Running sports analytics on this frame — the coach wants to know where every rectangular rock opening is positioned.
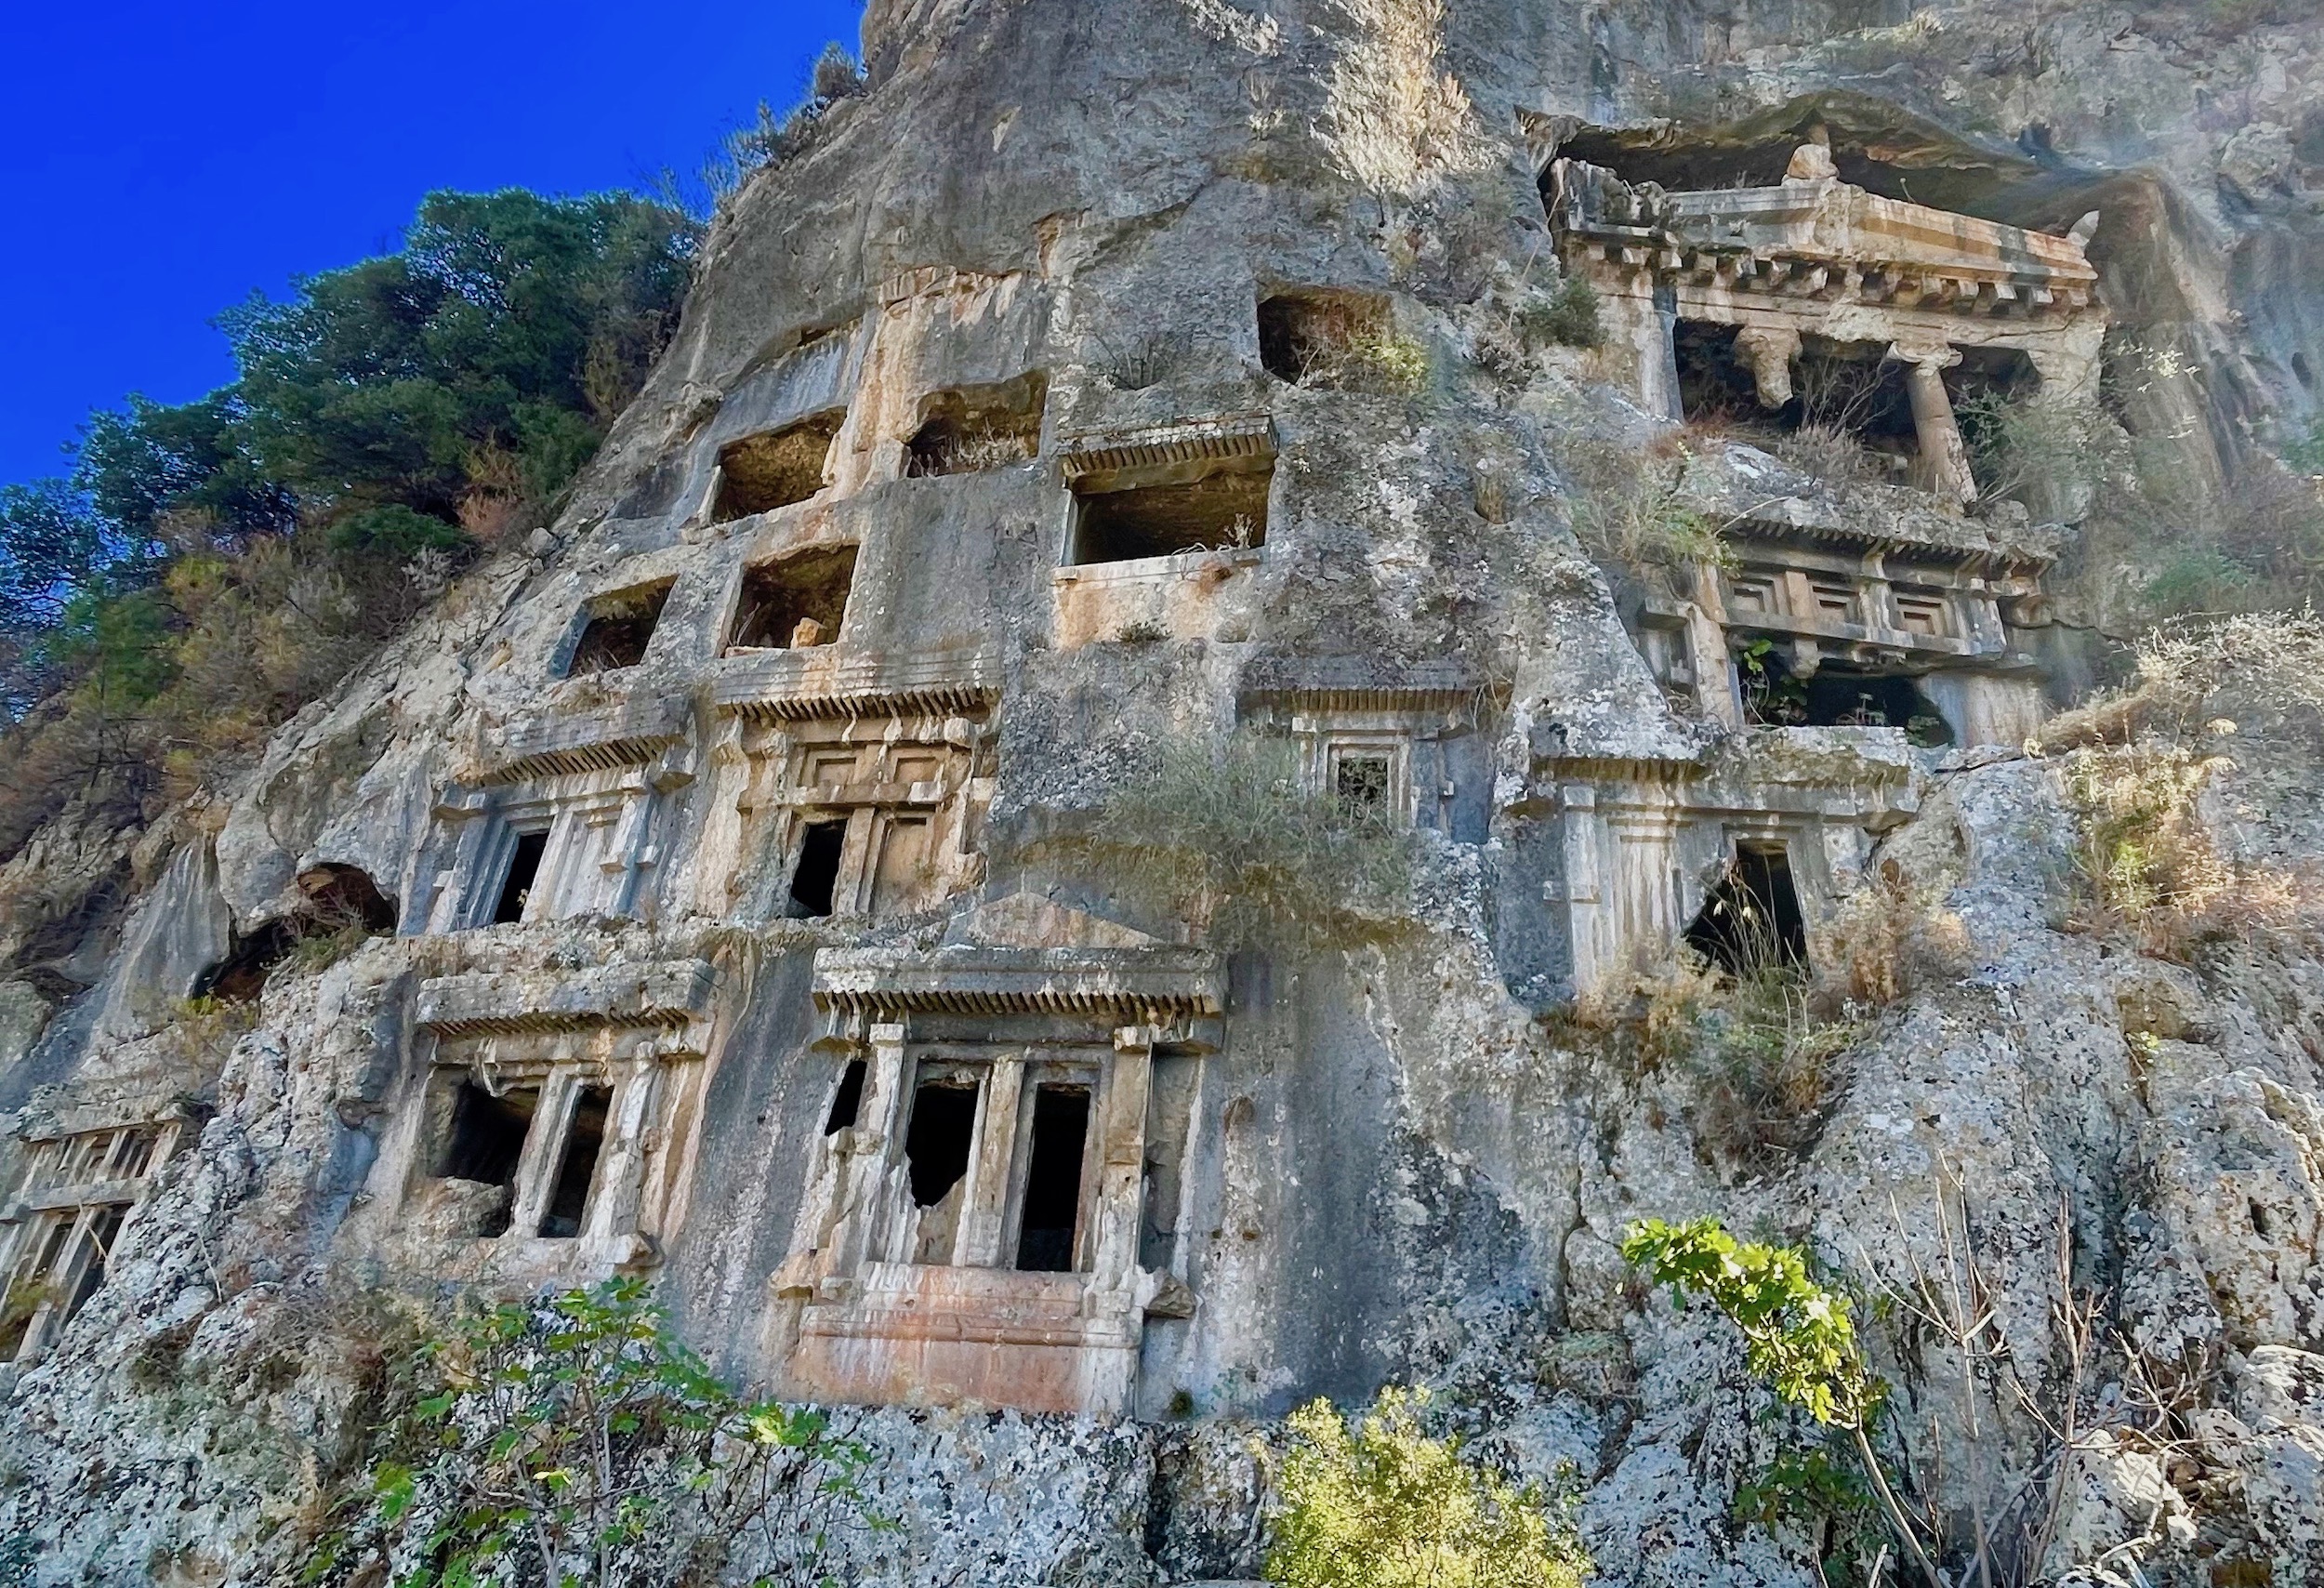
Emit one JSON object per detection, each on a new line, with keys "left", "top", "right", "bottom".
{"left": 564, "top": 578, "right": 674, "bottom": 676}
{"left": 905, "top": 372, "right": 1046, "bottom": 476}
{"left": 904, "top": 1079, "right": 980, "bottom": 1208}
{"left": 537, "top": 1085, "right": 611, "bottom": 1238}
{"left": 727, "top": 545, "right": 856, "bottom": 651}
{"left": 1070, "top": 458, "right": 1271, "bottom": 565}
{"left": 62, "top": 1205, "right": 123, "bottom": 1324}
{"left": 1014, "top": 1084, "right": 1090, "bottom": 1274}
{"left": 435, "top": 1081, "right": 539, "bottom": 1202}
{"left": 491, "top": 828, "right": 551, "bottom": 925}
{"left": 1678, "top": 326, "right": 1920, "bottom": 476}
{"left": 1258, "top": 288, "right": 1397, "bottom": 389}
{"left": 1684, "top": 842, "right": 1809, "bottom": 975}
{"left": 715, "top": 409, "right": 846, "bottom": 520}
{"left": 1739, "top": 647, "right": 1952, "bottom": 746}
{"left": 824, "top": 1059, "right": 867, "bottom": 1135}
{"left": 787, "top": 820, "right": 848, "bottom": 919}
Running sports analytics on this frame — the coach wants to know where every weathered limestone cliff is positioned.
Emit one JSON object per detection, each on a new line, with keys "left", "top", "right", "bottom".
{"left": 0, "top": 0, "right": 2319, "bottom": 1582}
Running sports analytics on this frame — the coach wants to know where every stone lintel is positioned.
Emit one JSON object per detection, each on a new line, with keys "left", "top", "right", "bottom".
{"left": 1236, "top": 655, "right": 1493, "bottom": 719}
{"left": 416, "top": 959, "right": 719, "bottom": 1037}
{"left": 1057, "top": 413, "right": 1276, "bottom": 485}
{"left": 812, "top": 946, "right": 1225, "bottom": 1019}
{"left": 474, "top": 693, "right": 692, "bottom": 786}
{"left": 713, "top": 644, "right": 1001, "bottom": 722}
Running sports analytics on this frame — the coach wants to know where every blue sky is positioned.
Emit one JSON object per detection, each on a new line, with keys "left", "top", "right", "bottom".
{"left": 0, "top": 0, "right": 865, "bottom": 488}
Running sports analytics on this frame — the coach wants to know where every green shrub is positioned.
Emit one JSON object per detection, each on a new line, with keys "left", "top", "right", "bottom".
{"left": 1263, "top": 1386, "right": 1589, "bottom": 1588}
{"left": 1519, "top": 276, "right": 1603, "bottom": 350}
{"left": 1064, "top": 735, "right": 1420, "bottom": 948}
{"left": 325, "top": 505, "right": 468, "bottom": 559}
{"left": 306, "top": 1278, "right": 885, "bottom": 1588}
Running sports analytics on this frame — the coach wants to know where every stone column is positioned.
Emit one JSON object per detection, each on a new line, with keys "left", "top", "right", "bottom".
{"left": 1732, "top": 324, "right": 1802, "bottom": 409}
{"left": 1892, "top": 340, "right": 1977, "bottom": 505}
{"left": 1090, "top": 1026, "right": 1157, "bottom": 1287}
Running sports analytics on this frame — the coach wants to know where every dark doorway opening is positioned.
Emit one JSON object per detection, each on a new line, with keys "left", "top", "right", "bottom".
{"left": 1014, "top": 1085, "right": 1091, "bottom": 1274}
{"left": 903, "top": 1081, "right": 979, "bottom": 1207}
{"left": 787, "top": 820, "right": 848, "bottom": 918}
{"left": 824, "top": 1059, "right": 868, "bottom": 1135}
{"left": 1684, "top": 845, "right": 1810, "bottom": 974}
{"left": 538, "top": 1085, "right": 612, "bottom": 1238}
{"left": 437, "top": 1082, "right": 539, "bottom": 1192}
{"left": 63, "top": 1205, "right": 125, "bottom": 1326}
{"left": 492, "top": 829, "right": 551, "bottom": 925}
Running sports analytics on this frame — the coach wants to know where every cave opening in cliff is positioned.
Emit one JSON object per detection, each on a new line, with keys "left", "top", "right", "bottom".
{"left": 787, "top": 820, "right": 848, "bottom": 918}
{"left": 1258, "top": 288, "right": 1395, "bottom": 388}
{"left": 435, "top": 1081, "right": 539, "bottom": 1235}
{"left": 905, "top": 372, "right": 1046, "bottom": 476}
{"left": 195, "top": 920, "right": 300, "bottom": 1002}
{"left": 297, "top": 863, "right": 399, "bottom": 933}
{"left": 1014, "top": 1084, "right": 1090, "bottom": 1273}
{"left": 715, "top": 410, "right": 847, "bottom": 520}
{"left": 824, "top": 1059, "right": 868, "bottom": 1135}
{"left": 1685, "top": 844, "right": 1809, "bottom": 974}
{"left": 728, "top": 546, "right": 856, "bottom": 651}
{"left": 1070, "top": 458, "right": 1271, "bottom": 565}
{"left": 904, "top": 1079, "right": 980, "bottom": 1208}
{"left": 564, "top": 578, "right": 674, "bottom": 675}
{"left": 491, "top": 828, "right": 551, "bottom": 925}
{"left": 537, "top": 1085, "right": 611, "bottom": 1238}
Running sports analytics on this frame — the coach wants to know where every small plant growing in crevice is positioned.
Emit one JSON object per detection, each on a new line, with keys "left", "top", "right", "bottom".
{"left": 1517, "top": 276, "right": 1603, "bottom": 351}
{"left": 1261, "top": 1385, "right": 1590, "bottom": 1588}
{"left": 1559, "top": 438, "right": 1734, "bottom": 576}
{"left": 304, "top": 1278, "right": 886, "bottom": 1588}
{"left": 1623, "top": 1219, "right": 1940, "bottom": 1587}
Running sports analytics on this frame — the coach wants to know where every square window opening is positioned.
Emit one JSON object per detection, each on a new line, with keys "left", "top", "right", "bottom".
{"left": 715, "top": 410, "right": 847, "bottom": 520}
{"left": 903, "top": 1080, "right": 980, "bottom": 1209}
{"left": 905, "top": 372, "right": 1046, "bottom": 477}
{"left": 787, "top": 820, "right": 849, "bottom": 919}
{"left": 728, "top": 545, "right": 857, "bottom": 650}
{"left": 538, "top": 1085, "right": 612, "bottom": 1239}
{"left": 1014, "top": 1085, "right": 1091, "bottom": 1274}
{"left": 823, "top": 1059, "right": 868, "bottom": 1135}
{"left": 1070, "top": 460, "right": 1270, "bottom": 566}
{"left": 564, "top": 579, "right": 674, "bottom": 676}
{"left": 1332, "top": 751, "right": 1393, "bottom": 817}
{"left": 492, "top": 828, "right": 552, "bottom": 925}
{"left": 1258, "top": 289, "right": 1402, "bottom": 390}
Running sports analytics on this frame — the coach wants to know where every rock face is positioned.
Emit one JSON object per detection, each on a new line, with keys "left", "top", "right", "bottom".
{"left": 0, "top": 1, "right": 2320, "bottom": 1583}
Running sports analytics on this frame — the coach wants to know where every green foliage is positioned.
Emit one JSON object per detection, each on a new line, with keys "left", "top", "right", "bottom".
{"left": 309, "top": 1278, "right": 884, "bottom": 1588}
{"left": 1519, "top": 276, "right": 1604, "bottom": 351}
{"left": 1734, "top": 1446, "right": 1887, "bottom": 1584}
{"left": 1621, "top": 1218, "right": 1877, "bottom": 1428}
{"left": 1065, "top": 735, "right": 1421, "bottom": 948}
{"left": 1561, "top": 439, "right": 1733, "bottom": 576}
{"left": 1622, "top": 1221, "right": 1945, "bottom": 1588}
{"left": 0, "top": 187, "right": 697, "bottom": 859}
{"left": 1263, "top": 1387, "right": 1590, "bottom": 1588}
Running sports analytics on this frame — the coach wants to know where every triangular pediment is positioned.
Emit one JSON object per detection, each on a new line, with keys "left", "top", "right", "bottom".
{"left": 946, "top": 892, "right": 1159, "bottom": 950}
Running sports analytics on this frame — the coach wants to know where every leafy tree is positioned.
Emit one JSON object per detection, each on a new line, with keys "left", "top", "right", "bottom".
{"left": 0, "top": 187, "right": 697, "bottom": 854}
{"left": 1263, "top": 1385, "right": 1589, "bottom": 1588}
{"left": 1622, "top": 1217, "right": 1942, "bottom": 1588}
{"left": 313, "top": 1278, "right": 883, "bottom": 1588}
